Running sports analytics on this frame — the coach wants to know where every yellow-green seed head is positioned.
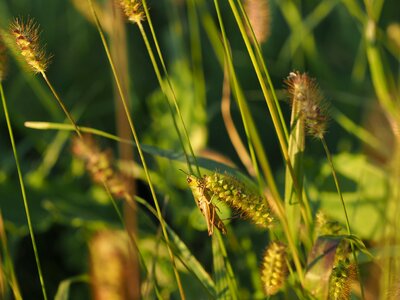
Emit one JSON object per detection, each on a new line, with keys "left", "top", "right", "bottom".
{"left": 260, "top": 242, "right": 288, "bottom": 295}
{"left": 328, "top": 259, "right": 355, "bottom": 300}
{"left": 119, "top": 0, "right": 146, "bottom": 24}
{"left": 315, "top": 211, "right": 343, "bottom": 237}
{"left": 72, "top": 135, "right": 132, "bottom": 198}
{"left": 10, "top": 18, "right": 50, "bottom": 73}
{"left": 285, "top": 71, "right": 328, "bottom": 139}
{"left": 204, "top": 172, "right": 273, "bottom": 228}
{"left": 0, "top": 36, "right": 8, "bottom": 81}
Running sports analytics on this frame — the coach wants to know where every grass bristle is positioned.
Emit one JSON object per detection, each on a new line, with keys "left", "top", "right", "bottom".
{"left": 10, "top": 18, "right": 50, "bottom": 73}
{"left": 119, "top": 0, "right": 146, "bottom": 24}
{"left": 204, "top": 172, "right": 274, "bottom": 228}
{"left": 285, "top": 71, "right": 328, "bottom": 139}
{"left": 260, "top": 241, "right": 288, "bottom": 295}
{"left": 72, "top": 135, "right": 131, "bottom": 199}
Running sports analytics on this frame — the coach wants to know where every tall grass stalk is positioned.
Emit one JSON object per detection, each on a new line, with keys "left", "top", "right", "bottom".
{"left": 204, "top": 0, "right": 276, "bottom": 196}
{"left": 40, "top": 72, "right": 82, "bottom": 138}
{"left": 227, "top": 0, "right": 312, "bottom": 230}
{"left": 321, "top": 137, "right": 365, "bottom": 299}
{"left": 194, "top": 0, "right": 280, "bottom": 202}
{"left": 0, "top": 211, "right": 22, "bottom": 300}
{"left": 214, "top": 0, "right": 305, "bottom": 285}
{"left": 102, "top": 183, "right": 161, "bottom": 299}
{"left": 221, "top": 65, "right": 256, "bottom": 176}
{"left": 0, "top": 83, "right": 48, "bottom": 300}
{"left": 140, "top": 0, "right": 200, "bottom": 177}
{"left": 87, "top": 1, "right": 186, "bottom": 298}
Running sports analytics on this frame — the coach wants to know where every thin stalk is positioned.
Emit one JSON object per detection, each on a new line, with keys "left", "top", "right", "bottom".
{"left": 235, "top": 0, "right": 289, "bottom": 140}
{"left": 0, "top": 211, "right": 23, "bottom": 300}
{"left": 195, "top": 0, "right": 280, "bottom": 203}
{"left": 221, "top": 64, "right": 255, "bottom": 176}
{"left": 224, "top": 57, "right": 262, "bottom": 188}
{"left": 226, "top": 0, "right": 287, "bottom": 157}
{"left": 187, "top": 0, "right": 207, "bottom": 108}
{"left": 321, "top": 137, "right": 365, "bottom": 300}
{"left": 40, "top": 72, "right": 82, "bottom": 138}
{"left": 140, "top": 0, "right": 201, "bottom": 177}
{"left": 136, "top": 21, "right": 194, "bottom": 175}
{"left": 87, "top": 2, "right": 185, "bottom": 298}
{"left": 213, "top": 0, "right": 270, "bottom": 194}
{"left": 272, "top": 190, "right": 305, "bottom": 285}
{"left": 1, "top": 83, "right": 48, "bottom": 300}
{"left": 25, "top": 122, "right": 133, "bottom": 144}
{"left": 214, "top": 0, "right": 305, "bottom": 286}
{"left": 226, "top": 0, "right": 311, "bottom": 231}
{"left": 102, "top": 183, "right": 158, "bottom": 298}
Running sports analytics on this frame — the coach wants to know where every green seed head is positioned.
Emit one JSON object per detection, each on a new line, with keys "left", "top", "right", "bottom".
{"left": 260, "top": 242, "right": 288, "bottom": 295}
{"left": 328, "top": 259, "right": 355, "bottom": 300}
{"left": 204, "top": 172, "right": 274, "bottom": 228}
{"left": 315, "top": 211, "right": 343, "bottom": 237}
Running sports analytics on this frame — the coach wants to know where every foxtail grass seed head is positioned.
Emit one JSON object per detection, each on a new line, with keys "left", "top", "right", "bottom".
{"left": 0, "top": 36, "right": 8, "bottom": 81}
{"left": 10, "top": 18, "right": 50, "bottom": 73}
{"left": 285, "top": 71, "right": 328, "bottom": 138}
{"left": 204, "top": 172, "right": 274, "bottom": 228}
{"left": 328, "top": 259, "right": 356, "bottom": 300}
{"left": 187, "top": 175, "right": 227, "bottom": 235}
{"left": 245, "top": 0, "right": 271, "bottom": 44}
{"left": 119, "top": 0, "right": 146, "bottom": 24}
{"left": 260, "top": 242, "right": 288, "bottom": 295}
{"left": 315, "top": 211, "right": 343, "bottom": 237}
{"left": 72, "top": 135, "right": 132, "bottom": 198}
{"left": 89, "top": 230, "right": 131, "bottom": 300}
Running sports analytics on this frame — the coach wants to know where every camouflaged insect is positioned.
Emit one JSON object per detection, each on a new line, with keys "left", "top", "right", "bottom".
{"left": 187, "top": 175, "right": 227, "bottom": 236}
{"left": 204, "top": 172, "right": 273, "bottom": 228}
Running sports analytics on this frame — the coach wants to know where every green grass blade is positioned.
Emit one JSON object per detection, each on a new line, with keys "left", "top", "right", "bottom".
{"left": 86, "top": 1, "right": 186, "bottom": 297}
{"left": 135, "top": 196, "right": 217, "bottom": 297}
{"left": 54, "top": 275, "right": 89, "bottom": 300}
{"left": 1, "top": 83, "right": 48, "bottom": 300}
{"left": 212, "top": 232, "right": 238, "bottom": 300}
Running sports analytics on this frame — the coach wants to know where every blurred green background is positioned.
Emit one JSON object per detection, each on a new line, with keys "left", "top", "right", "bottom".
{"left": 0, "top": 0, "right": 399, "bottom": 298}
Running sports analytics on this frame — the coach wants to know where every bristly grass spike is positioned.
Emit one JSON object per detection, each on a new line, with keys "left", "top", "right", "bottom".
{"left": 186, "top": 174, "right": 227, "bottom": 236}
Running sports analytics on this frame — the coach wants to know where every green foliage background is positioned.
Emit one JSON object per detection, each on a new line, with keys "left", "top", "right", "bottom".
{"left": 0, "top": 0, "right": 399, "bottom": 298}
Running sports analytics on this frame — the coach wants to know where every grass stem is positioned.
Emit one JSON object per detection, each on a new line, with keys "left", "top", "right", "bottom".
{"left": 87, "top": 1, "right": 186, "bottom": 298}
{"left": 321, "top": 137, "right": 365, "bottom": 300}
{"left": 40, "top": 72, "right": 82, "bottom": 138}
{"left": 1, "top": 83, "right": 48, "bottom": 300}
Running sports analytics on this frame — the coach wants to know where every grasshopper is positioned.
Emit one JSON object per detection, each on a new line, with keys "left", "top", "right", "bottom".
{"left": 187, "top": 175, "right": 227, "bottom": 236}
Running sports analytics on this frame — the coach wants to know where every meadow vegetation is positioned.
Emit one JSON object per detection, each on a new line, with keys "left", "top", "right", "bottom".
{"left": 0, "top": 0, "right": 399, "bottom": 299}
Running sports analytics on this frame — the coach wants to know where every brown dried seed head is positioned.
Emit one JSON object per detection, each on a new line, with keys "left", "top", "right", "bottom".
{"left": 119, "top": 0, "right": 146, "bottom": 24}
{"left": 10, "top": 18, "right": 50, "bottom": 73}
{"left": 245, "top": 0, "right": 271, "bottom": 44}
{"left": 72, "top": 135, "right": 132, "bottom": 198}
{"left": 285, "top": 71, "right": 328, "bottom": 138}
{"left": 260, "top": 242, "right": 288, "bottom": 295}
